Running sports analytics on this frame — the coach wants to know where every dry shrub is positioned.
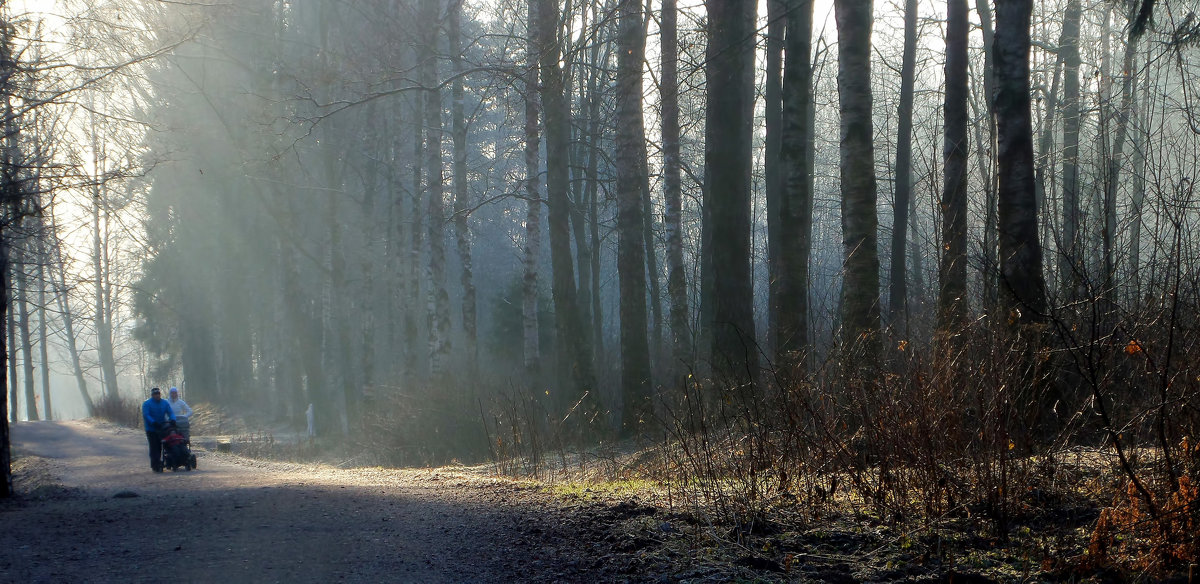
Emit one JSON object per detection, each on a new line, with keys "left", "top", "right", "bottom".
{"left": 669, "top": 327, "right": 1056, "bottom": 524}
{"left": 188, "top": 402, "right": 253, "bottom": 436}
{"left": 91, "top": 393, "right": 142, "bottom": 429}
{"left": 1086, "top": 444, "right": 1200, "bottom": 575}
{"left": 354, "top": 382, "right": 490, "bottom": 467}
{"left": 479, "top": 383, "right": 616, "bottom": 480}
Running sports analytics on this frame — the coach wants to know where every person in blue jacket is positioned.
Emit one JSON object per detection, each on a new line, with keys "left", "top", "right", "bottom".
{"left": 142, "top": 387, "right": 176, "bottom": 472}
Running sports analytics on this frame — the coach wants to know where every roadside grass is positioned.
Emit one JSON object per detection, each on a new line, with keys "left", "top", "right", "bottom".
{"left": 525, "top": 441, "right": 1164, "bottom": 582}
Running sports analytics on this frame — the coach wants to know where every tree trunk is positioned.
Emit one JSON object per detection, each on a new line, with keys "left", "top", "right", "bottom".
{"left": 522, "top": 0, "right": 542, "bottom": 382}
{"left": 35, "top": 227, "right": 50, "bottom": 420}
{"left": 888, "top": 0, "right": 916, "bottom": 330}
{"left": 835, "top": 0, "right": 881, "bottom": 355}
{"left": 1059, "top": 0, "right": 1082, "bottom": 301}
{"left": 1128, "top": 43, "right": 1149, "bottom": 302}
{"left": 584, "top": 36, "right": 608, "bottom": 372}
{"left": 777, "top": 0, "right": 814, "bottom": 365}
{"left": 765, "top": 0, "right": 784, "bottom": 357}
{"left": 640, "top": 138, "right": 662, "bottom": 379}
{"left": 1092, "top": 9, "right": 1111, "bottom": 293}
{"left": 92, "top": 175, "right": 119, "bottom": 400}
{"left": 449, "top": 0, "right": 478, "bottom": 378}
{"left": 7, "top": 285, "right": 16, "bottom": 421}
{"left": 703, "top": 0, "right": 758, "bottom": 382}
{"left": 661, "top": 0, "right": 690, "bottom": 375}
{"left": 939, "top": 0, "right": 970, "bottom": 331}
{"left": 422, "top": 0, "right": 450, "bottom": 381}
{"left": 16, "top": 247, "right": 36, "bottom": 420}
{"left": 406, "top": 89, "right": 425, "bottom": 383}
{"left": 1, "top": 235, "right": 9, "bottom": 496}
{"left": 616, "top": 0, "right": 651, "bottom": 434}
{"left": 975, "top": 0, "right": 999, "bottom": 314}
{"left": 994, "top": 0, "right": 1046, "bottom": 322}
{"left": 535, "top": 0, "right": 595, "bottom": 398}
{"left": 1101, "top": 8, "right": 1140, "bottom": 312}
{"left": 50, "top": 218, "right": 93, "bottom": 415}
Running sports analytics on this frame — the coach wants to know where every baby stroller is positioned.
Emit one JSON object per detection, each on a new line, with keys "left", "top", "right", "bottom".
{"left": 160, "top": 421, "right": 197, "bottom": 471}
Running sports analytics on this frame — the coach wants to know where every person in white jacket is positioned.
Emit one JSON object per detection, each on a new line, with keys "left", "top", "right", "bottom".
{"left": 167, "top": 387, "right": 194, "bottom": 439}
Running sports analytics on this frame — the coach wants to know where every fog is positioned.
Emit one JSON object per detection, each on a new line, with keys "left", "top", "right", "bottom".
{"left": 4, "top": 0, "right": 1200, "bottom": 465}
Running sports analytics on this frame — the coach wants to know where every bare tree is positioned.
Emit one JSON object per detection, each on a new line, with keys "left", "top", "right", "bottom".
{"left": 661, "top": 0, "right": 691, "bottom": 378}
{"left": 534, "top": 0, "right": 595, "bottom": 398}
{"left": 938, "top": 0, "right": 969, "bottom": 330}
{"left": 449, "top": 0, "right": 478, "bottom": 377}
{"left": 888, "top": 0, "right": 917, "bottom": 331}
{"left": 616, "top": 0, "right": 650, "bottom": 433}
{"left": 1059, "top": 0, "right": 1082, "bottom": 301}
{"left": 835, "top": 0, "right": 880, "bottom": 354}
{"left": 703, "top": 0, "right": 758, "bottom": 381}
{"left": 522, "top": 0, "right": 542, "bottom": 383}
{"left": 777, "top": 0, "right": 815, "bottom": 366}
{"left": 994, "top": 0, "right": 1046, "bottom": 322}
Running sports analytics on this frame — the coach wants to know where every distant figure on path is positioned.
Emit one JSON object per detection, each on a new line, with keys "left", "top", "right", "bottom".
{"left": 306, "top": 403, "right": 315, "bottom": 439}
{"left": 167, "top": 387, "right": 193, "bottom": 439}
{"left": 141, "top": 387, "right": 176, "bottom": 473}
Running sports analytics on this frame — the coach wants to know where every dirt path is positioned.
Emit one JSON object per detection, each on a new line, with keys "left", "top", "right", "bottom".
{"left": 1, "top": 420, "right": 668, "bottom": 584}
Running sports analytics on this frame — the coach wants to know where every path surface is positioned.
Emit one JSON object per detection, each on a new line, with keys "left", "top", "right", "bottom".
{"left": 2, "top": 420, "right": 656, "bottom": 583}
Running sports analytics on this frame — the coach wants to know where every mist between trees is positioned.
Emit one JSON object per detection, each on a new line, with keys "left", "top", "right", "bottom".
{"left": 0, "top": 0, "right": 1198, "bottom": 572}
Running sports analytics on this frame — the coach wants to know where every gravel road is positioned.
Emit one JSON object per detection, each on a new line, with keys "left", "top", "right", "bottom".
{"left": 1, "top": 420, "right": 666, "bottom": 584}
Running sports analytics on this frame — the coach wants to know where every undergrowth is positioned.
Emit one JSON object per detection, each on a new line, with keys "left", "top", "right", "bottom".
{"left": 478, "top": 299, "right": 1200, "bottom": 581}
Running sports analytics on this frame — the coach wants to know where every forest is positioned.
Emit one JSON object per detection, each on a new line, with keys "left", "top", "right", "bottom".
{"left": 1, "top": 0, "right": 1199, "bottom": 577}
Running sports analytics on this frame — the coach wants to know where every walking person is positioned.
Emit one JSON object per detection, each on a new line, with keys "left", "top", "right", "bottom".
{"left": 142, "top": 387, "right": 176, "bottom": 472}
{"left": 167, "top": 387, "right": 193, "bottom": 440}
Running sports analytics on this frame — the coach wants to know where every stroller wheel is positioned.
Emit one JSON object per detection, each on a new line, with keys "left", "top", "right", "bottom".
{"left": 189, "top": 454, "right": 197, "bottom": 470}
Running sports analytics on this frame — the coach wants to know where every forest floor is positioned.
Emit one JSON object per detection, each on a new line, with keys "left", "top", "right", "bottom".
{"left": 1, "top": 419, "right": 1173, "bottom": 583}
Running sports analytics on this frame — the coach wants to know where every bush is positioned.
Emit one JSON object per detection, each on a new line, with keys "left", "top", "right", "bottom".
{"left": 92, "top": 393, "right": 143, "bottom": 430}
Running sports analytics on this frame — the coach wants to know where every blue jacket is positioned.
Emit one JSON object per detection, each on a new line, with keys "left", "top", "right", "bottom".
{"left": 142, "top": 397, "right": 176, "bottom": 432}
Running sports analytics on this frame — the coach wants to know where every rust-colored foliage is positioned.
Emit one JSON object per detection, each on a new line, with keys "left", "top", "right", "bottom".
{"left": 1084, "top": 443, "right": 1199, "bottom": 575}
{"left": 1124, "top": 339, "right": 1144, "bottom": 355}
